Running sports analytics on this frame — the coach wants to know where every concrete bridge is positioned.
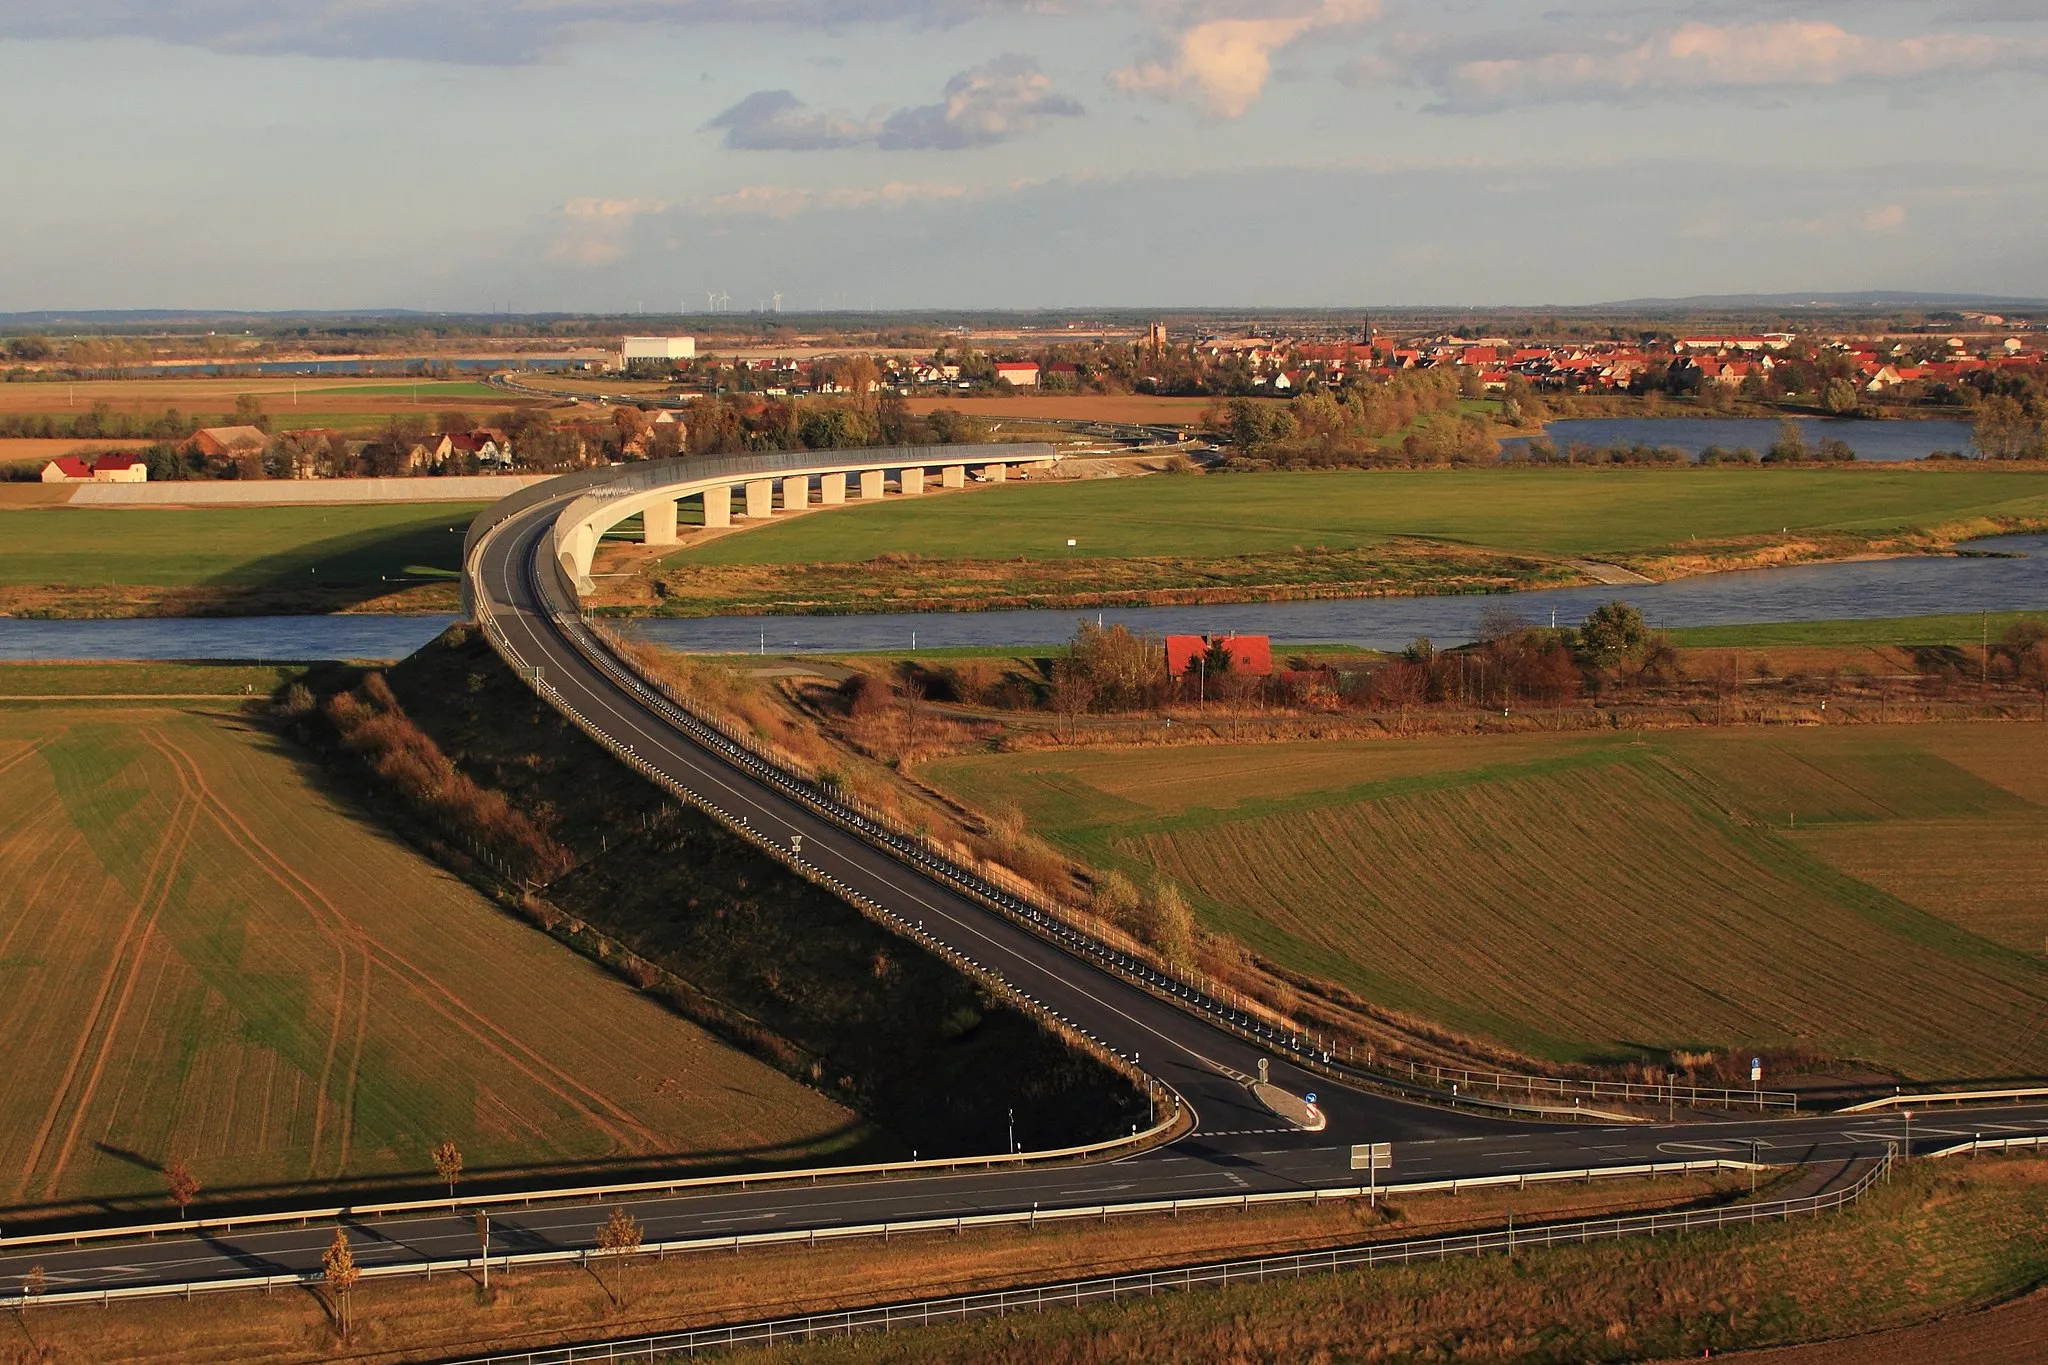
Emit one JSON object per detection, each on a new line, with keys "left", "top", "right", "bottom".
{"left": 503, "top": 443, "right": 1059, "bottom": 595}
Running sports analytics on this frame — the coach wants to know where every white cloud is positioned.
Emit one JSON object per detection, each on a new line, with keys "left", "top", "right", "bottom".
{"left": 1420, "top": 20, "right": 2048, "bottom": 109}
{"left": 1113, "top": 0, "right": 1378, "bottom": 118}
{"left": 1861, "top": 203, "right": 1908, "bottom": 232}
{"left": 705, "top": 55, "right": 1082, "bottom": 151}
{"left": 550, "top": 196, "right": 671, "bottom": 264}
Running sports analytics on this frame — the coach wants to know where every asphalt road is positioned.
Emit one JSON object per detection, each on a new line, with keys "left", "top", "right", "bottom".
{"left": 5, "top": 482, "right": 2039, "bottom": 1300}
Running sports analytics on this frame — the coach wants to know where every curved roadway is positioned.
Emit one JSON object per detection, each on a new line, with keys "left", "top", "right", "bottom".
{"left": 7, "top": 469, "right": 2048, "bottom": 1303}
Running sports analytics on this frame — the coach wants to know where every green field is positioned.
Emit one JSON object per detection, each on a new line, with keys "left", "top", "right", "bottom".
{"left": 1667, "top": 611, "right": 2048, "bottom": 649}
{"left": 0, "top": 705, "right": 859, "bottom": 1216}
{"left": 682, "top": 467, "right": 2048, "bottom": 566}
{"left": 0, "top": 504, "right": 483, "bottom": 587}
{"left": 925, "top": 723, "right": 2048, "bottom": 1076}
{"left": 0, "top": 662, "right": 307, "bottom": 696}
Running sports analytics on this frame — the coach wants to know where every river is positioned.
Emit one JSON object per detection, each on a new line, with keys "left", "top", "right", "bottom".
{"left": 0, "top": 537, "right": 2040, "bottom": 661}
{"left": 1505, "top": 417, "right": 1976, "bottom": 463}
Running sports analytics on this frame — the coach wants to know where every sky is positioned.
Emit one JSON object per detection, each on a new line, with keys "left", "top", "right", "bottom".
{"left": 2, "top": 0, "right": 2045, "bottom": 311}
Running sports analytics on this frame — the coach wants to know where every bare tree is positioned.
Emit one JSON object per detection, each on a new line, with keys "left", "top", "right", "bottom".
{"left": 322, "top": 1228, "right": 360, "bottom": 1342}
{"left": 594, "top": 1206, "right": 644, "bottom": 1306}
{"left": 163, "top": 1160, "right": 200, "bottom": 1218}
{"left": 431, "top": 1140, "right": 464, "bottom": 1209}
{"left": 1049, "top": 660, "right": 1094, "bottom": 744}
{"left": 18, "top": 1264, "right": 44, "bottom": 1319}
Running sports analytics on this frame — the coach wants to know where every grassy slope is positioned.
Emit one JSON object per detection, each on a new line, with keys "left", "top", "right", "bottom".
{"left": 0, "top": 704, "right": 857, "bottom": 1219}
{"left": 0, "top": 504, "right": 481, "bottom": 587}
{"left": 763, "top": 1159, "right": 2048, "bottom": 1365}
{"left": 0, "top": 662, "right": 307, "bottom": 696}
{"left": 681, "top": 468, "right": 2048, "bottom": 566}
{"left": 924, "top": 724, "right": 2048, "bottom": 1076}
{"left": 372, "top": 628, "right": 1144, "bottom": 1158}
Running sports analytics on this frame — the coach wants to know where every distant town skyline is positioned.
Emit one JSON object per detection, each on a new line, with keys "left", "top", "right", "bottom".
{"left": 4, "top": 1, "right": 2046, "bottom": 311}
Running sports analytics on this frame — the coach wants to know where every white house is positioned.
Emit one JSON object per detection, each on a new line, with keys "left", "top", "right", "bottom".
{"left": 620, "top": 336, "right": 697, "bottom": 367}
{"left": 994, "top": 362, "right": 1040, "bottom": 387}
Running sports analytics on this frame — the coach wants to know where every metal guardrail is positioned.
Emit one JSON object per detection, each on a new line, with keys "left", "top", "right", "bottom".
{"left": 0, "top": 1157, "right": 1787, "bottom": 1313}
{"left": 430, "top": 1153, "right": 1891, "bottom": 1365}
{"left": 1924, "top": 1134, "right": 2048, "bottom": 1159}
{"left": 1402, "top": 1062, "right": 1799, "bottom": 1114}
{"left": 1840, "top": 1086, "right": 2048, "bottom": 1114}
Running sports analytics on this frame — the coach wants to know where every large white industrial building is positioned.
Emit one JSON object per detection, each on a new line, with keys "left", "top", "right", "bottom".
{"left": 620, "top": 335, "right": 697, "bottom": 366}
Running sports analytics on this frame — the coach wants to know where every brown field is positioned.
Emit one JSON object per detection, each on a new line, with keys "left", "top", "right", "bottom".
{"left": 925, "top": 724, "right": 2048, "bottom": 1076}
{"left": 3, "top": 1170, "right": 1743, "bottom": 1363}
{"left": 0, "top": 378, "right": 540, "bottom": 435}
{"left": 0, "top": 704, "right": 858, "bottom": 1221}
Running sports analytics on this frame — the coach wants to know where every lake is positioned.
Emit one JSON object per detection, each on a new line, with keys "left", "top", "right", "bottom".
{"left": 1507, "top": 417, "right": 1976, "bottom": 464}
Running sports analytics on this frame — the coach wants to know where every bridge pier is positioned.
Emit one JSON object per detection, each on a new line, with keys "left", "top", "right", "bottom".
{"left": 900, "top": 467, "right": 925, "bottom": 497}
{"left": 980, "top": 463, "right": 1008, "bottom": 483}
{"left": 859, "top": 469, "right": 887, "bottom": 500}
{"left": 641, "top": 497, "right": 677, "bottom": 545}
{"left": 941, "top": 465, "right": 966, "bottom": 489}
{"left": 819, "top": 473, "right": 846, "bottom": 505}
{"left": 745, "top": 479, "right": 776, "bottom": 520}
{"left": 782, "top": 475, "right": 811, "bottom": 510}
{"left": 703, "top": 485, "right": 732, "bottom": 529}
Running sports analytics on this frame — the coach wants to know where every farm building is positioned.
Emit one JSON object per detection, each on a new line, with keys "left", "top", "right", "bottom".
{"left": 1166, "top": 634, "right": 1272, "bottom": 677}
{"left": 191, "top": 425, "right": 270, "bottom": 459}
{"left": 994, "top": 362, "right": 1040, "bottom": 387}
{"left": 40, "top": 452, "right": 147, "bottom": 483}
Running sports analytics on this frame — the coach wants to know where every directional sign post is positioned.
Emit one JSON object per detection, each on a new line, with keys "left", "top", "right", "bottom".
{"left": 1351, "top": 1142, "right": 1392, "bottom": 1205}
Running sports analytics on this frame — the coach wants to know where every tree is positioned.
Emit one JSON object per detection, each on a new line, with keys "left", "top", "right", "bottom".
{"left": 322, "top": 1228, "right": 360, "bottom": 1342}
{"left": 163, "top": 1159, "right": 200, "bottom": 1217}
{"left": 1048, "top": 659, "right": 1095, "bottom": 742}
{"left": 1973, "top": 394, "right": 2042, "bottom": 460}
{"left": 1822, "top": 377, "right": 1860, "bottom": 414}
{"left": 431, "top": 1140, "right": 463, "bottom": 1208}
{"left": 594, "top": 1205, "right": 643, "bottom": 1305}
{"left": 1142, "top": 880, "right": 1197, "bottom": 967}
{"left": 1765, "top": 419, "right": 1812, "bottom": 464}
{"left": 1089, "top": 869, "right": 1143, "bottom": 937}
{"left": 19, "top": 1264, "right": 44, "bottom": 1318}
{"left": 1578, "top": 601, "right": 1649, "bottom": 670}
{"left": 230, "top": 393, "right": 270, "bottom": 433}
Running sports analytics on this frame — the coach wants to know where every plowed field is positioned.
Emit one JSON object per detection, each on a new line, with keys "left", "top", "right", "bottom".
{"left": 0, "top": 705, "right": 857, "bottom": 1217}
{"left": 926, "top": 724, "right": 2048, "bottom": 1074}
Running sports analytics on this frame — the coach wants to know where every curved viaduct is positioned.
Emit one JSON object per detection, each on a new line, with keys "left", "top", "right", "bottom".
{"left": 5, "top": 448, "right": 2045, "bottom": 1305}
{"left": 524, "top": 443, "right": 1059, "bottom": 594}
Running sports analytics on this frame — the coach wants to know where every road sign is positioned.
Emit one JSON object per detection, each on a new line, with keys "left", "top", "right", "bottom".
{"left": 1305, "top": 1092, "right": 1318, "bottom": 1106}
{"left": 1350, "top": 1142, "right": 1392, "bottom": 1172}
{"left": 1750, "top": 1057, "right": 1763, "bottom": 1083}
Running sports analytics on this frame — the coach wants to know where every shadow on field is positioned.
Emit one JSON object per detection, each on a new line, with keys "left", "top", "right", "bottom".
{"left": 181, "top": 511, "right": 470, "bottom": 615}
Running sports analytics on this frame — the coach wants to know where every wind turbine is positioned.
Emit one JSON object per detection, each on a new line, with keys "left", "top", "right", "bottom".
{"left": 717, "top": 291, "right": 731, "bottom": 311}
{"left": 705, "top": 290, "right": 718, "bottom": 313}
{"left": 771, "top": 291, "right": 784, "bottom": 313}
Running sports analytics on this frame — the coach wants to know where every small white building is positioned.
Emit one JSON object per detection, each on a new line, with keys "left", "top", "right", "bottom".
{"left": 994, "top": 362, "right": 1040, "bottom": 387}
{"left": 621, "top": 336, "right": 697, "bottom": 367}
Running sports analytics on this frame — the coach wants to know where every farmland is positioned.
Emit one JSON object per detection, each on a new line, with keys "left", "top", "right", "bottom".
{"left": 622, "top": 465, "right": 2048, "bottom": 616}
{"left": 922, "top": 723, "right": 2048, "bottom": 1076}
{"left": 0, "top": 377, "right": 535, "bottom": 434}
{"left": 0, "top": 502, "right": 483, "bottom": 614}
{"left": 0, "top": 703, "right": 859, "bottom": 1219}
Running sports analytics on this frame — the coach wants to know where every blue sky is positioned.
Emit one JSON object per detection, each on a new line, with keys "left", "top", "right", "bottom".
{"left": 3, "top": 0, "right": 2045, "bottom": 310}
